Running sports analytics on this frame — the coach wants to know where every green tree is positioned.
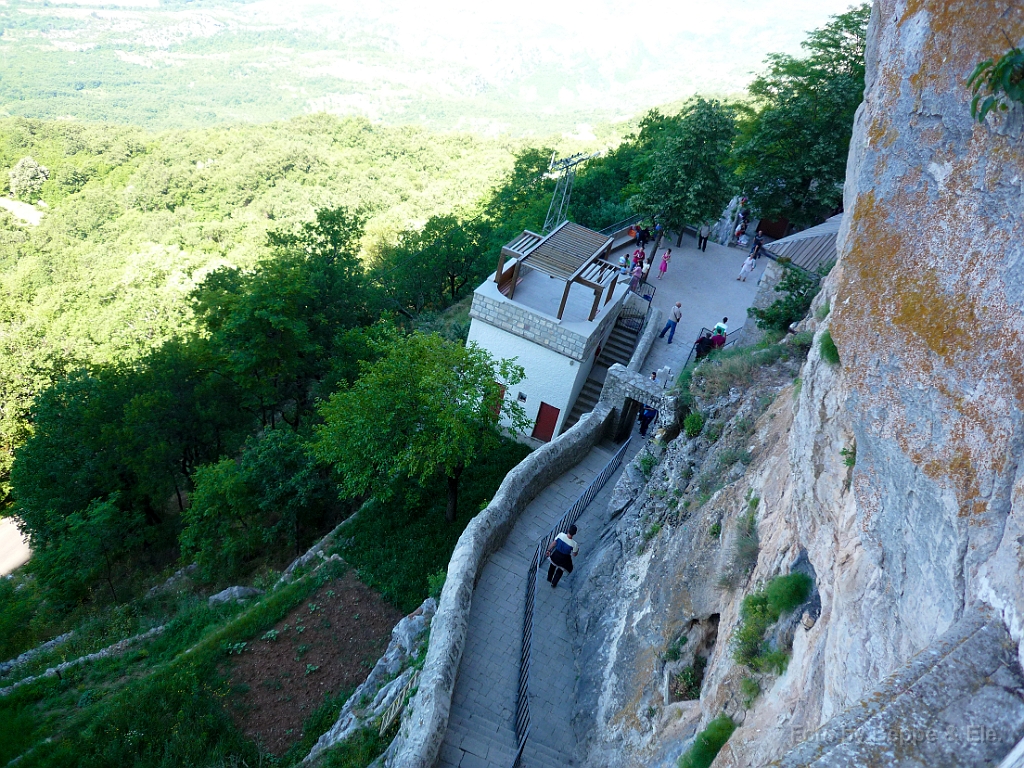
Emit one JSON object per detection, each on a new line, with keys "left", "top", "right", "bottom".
{"left": 747, "top": 264, "right": 821, "bottom": 331}
{"left": 631, "top": 99, "right": 737, "bottom": 244}
{"left": 8, "top": 156, "right": 48, "bottom": 201}
{"left": 192, "top": 207, "right": 368, "bottom": 430}
{"left": 314, "top": 333, "right": 529, "bottom": 523}
{"left": 733, "top": 4, "right": 870, "bottom": 228}
{"left": 180, "top": 429, "right": 337, "bottom": 579}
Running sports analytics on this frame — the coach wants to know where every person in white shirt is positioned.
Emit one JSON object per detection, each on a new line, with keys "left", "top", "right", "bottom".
{"left": 714, "top": 317, "right": 728, "bottom": 335}
{"left": 545, "top": 524, "right": 579, "bottom": 588}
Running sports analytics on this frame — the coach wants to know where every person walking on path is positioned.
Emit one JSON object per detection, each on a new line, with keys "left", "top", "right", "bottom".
{"left": 698, "top": 222, "right": 711, "bottom": 251}
{"left": 657, "top": 248, "right": 671, "bottom": 280}
{"left": 737, "top": 254, "right": 756, "bottom": 281}
{"left": 714, "top": 317, "right": 729, "bottom": 335}
{"left": 545, "top": 524, "right": 579, "bottom": 588}
{"left": 659, "top": 302, "right": 683, "bottom": 343}
{"left": 750, "top": 230, "right": 765, "bottom": 259}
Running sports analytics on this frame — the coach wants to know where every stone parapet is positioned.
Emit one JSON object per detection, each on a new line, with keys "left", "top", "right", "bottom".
{"left": 383, "top": 405, "right": 616, "bottom": 768}
{"left": 627, "top": 307, "right": 663, "bottom": 373}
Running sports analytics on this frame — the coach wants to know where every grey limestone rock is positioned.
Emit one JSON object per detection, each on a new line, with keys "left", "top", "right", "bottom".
{"left": 207, "top": 585, "right": 263, "bottom": 606}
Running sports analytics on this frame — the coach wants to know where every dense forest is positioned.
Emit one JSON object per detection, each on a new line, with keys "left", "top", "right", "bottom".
{"left": 0, "top": 6, "right": 869, "bottom": 766}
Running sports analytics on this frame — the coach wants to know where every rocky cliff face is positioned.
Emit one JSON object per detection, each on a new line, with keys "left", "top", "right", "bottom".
{"left": 571, "top": 2, "right": 1024, "bottom": 765}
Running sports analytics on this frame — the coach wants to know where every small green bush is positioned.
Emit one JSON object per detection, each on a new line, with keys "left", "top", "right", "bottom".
{"left": 708, "top": 522, "right": 722, "bottom": 539}
{"left": 815, "top": 299, "right": 830, "bottom": 321}
{"left": 427, "top": 569, "right": 446, "bottom": 601}
{"left": 673, "top": 655, "right": 707, "bottom": 700}
{"left": 644, "top": 522, "right": 662, "bottom": 541}
{"left": 705, "top": 422, "right": 723, "bottom": 443}
{"left": 684, "top": 411, "right": 705, "bottom": 439}
{"left": 639, "top": 453, "right": 657, "bottom": 478}
{"left": 733, "top": 573, "right": 813, "bottom": 671}
{"left": 663, "top": 635, "right": 688, "bottom": 661}
{"left": 791, "top": 331, "right": 814, "bottom": 354}
{"left": 840, "top": 445, "right": 856, "bottom": 467}
{"left": 764, "top": 573, "right": 813, "bottom": 616}
{"left": 819, "top": 330, "right": 840, "bottom": 365}
{"left": 678, "top": 714, "right": 737, "bottom": 768}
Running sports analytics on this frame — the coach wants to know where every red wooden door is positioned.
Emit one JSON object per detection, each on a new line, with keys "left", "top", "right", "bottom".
{"left": 531, "top": 402, "right": 560, "bottom": 442}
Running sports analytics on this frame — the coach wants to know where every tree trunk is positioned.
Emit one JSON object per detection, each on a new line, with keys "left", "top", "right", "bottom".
{"left": 676, "top": 229, "right": 683, "bottom": 247}
{"left": 445, "top": 476, "right": 459, "bottom": 523}
{"left": 445, "top": 465, "right": 464, "bottom": 523}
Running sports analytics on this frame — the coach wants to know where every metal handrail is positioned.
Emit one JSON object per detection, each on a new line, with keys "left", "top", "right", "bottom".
{"left": 598, "top": 213, "right": 644, "bottom": 236}
{"left": 510, "top": 438, "right": 632, "bottom": 767}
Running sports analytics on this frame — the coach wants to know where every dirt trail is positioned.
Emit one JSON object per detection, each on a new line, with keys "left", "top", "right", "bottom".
{"left": 0, "top": 518, "right": 30, "bottom": 576}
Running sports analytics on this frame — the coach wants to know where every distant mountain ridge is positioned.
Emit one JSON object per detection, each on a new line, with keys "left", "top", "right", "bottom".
{"left": 0, "top": 0, "right": 854, "bottom": 134}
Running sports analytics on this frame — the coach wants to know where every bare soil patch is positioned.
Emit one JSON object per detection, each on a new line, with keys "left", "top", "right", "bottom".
{"left": 224, "top": 570, "right": 403, "bottom": 756}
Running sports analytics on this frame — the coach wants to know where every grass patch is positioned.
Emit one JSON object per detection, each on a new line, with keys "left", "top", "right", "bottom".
{"left": 741, "top": 676, "right": 761, "bottom": 707}
{"left": 643, "top": 522, "right": 662, "bottom": 542}
{"left": 320, "top": 727, "right": 390, "bottom": 768}
{"left": 708, "top": 522, "right": 722, "bottom": 539}
{"left": 815, "top": 299, "right": 830, "bottom": 321}
{"left": 819, "top": 330, "right": 840, "bottom": 365}
{"left": 719, "top": 508, "right": 759, "bottom": 590}
{"left": 717, "top": 447, "right": 753, "bottom": 470}
{"left": 732, "top": 573, "right": 813, "bottom": 672}
{"left": 704, "top": 421, "right": 723, "bottom": 443}
{"left": 337, "top": 436, "right": 529, "bottom": 612}
{"left": 678, "top": 714, "right": 737, "bottom": 768}
{"left": 684, "top": 411, "right": 705, "bottom": 439}
{"left": 6, "top": 560, "right": 353, "bottom": 768}
{"left": 690, "top": 341, "right": 791, "bottom": 399}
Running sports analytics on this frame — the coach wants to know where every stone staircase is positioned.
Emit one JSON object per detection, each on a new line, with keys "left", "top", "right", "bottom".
{"left": 773, "top": 607, "right": 1024, "bottom": 768}
{"left": 597, "top": 324, "right": 640, "bottom": 369}
{"left": 561, "top": 324, "right": 640, "bottom": 434}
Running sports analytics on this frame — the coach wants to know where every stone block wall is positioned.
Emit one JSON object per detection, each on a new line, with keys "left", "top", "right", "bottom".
{"left": 470, "top": 287, "right": 626, "bottom": 364}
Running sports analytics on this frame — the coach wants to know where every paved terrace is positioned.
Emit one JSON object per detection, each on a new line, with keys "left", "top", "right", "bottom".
{"left": 437, "top": 437, "right": 643, "bottom": 768}
{"left": 610, "top": 230, "right": 766, "bottom": 382}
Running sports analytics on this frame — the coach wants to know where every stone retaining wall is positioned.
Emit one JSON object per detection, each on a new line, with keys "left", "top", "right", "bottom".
{"left": 384, "top": 405, "right": 616, "bottom": 768}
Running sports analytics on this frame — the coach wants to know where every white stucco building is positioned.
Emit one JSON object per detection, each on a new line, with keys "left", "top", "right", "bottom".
{"left": 467, "top": 222, "right": 631, "bottom": 441}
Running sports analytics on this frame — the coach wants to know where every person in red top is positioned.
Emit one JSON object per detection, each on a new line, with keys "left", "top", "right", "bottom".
{"left": 710, "top": 330, "right": 726, "bottom": 349}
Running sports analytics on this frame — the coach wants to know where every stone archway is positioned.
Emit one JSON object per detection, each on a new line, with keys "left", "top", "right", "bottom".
{"left": 598, "top": 363, "right": 678, "bottom": 440}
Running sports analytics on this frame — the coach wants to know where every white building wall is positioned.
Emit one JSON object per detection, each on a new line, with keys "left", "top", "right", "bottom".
{"left": 467, "top": 320, "right": 591, "bottom": 438}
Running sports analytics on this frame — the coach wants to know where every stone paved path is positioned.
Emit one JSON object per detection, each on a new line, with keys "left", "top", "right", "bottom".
{"left": 437, "top": 438, "right": 643, "bottom": 768}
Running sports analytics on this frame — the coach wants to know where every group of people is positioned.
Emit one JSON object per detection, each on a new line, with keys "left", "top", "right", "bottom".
{"left": 692, "top": 317, "right": 729, "bottom": 358}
